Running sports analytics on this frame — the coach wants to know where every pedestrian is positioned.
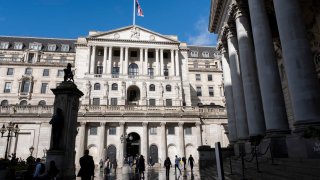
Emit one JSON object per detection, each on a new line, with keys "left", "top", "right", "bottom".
{"left": 135, "top": 154, "right": 140, "bottom": 174}
{"left": 148, "top": 156, "right": 153, "bottom": 168}
{"left": 33, "top": 158, "right": 46, "bottom": 179}
{"left": 44, "top": 160, "right": 59, "bottom": 180}
{"left": 77, "top": 149, "right": 95, "bottom": 180}
{"left": 188, "top": 154, "right": 195, "bottom": 171}
{"left": 182, "top": 157, "right": 186, "bottom": 170}
{"left": 104, "top": 157, "right": 111, "bottom": 176}
{"left": 174, "top": 155, "right": 181, "bottom": 175}
{"left": 138, "top": 155, "right": 145, "bottom": 179}
{"left": 164, "top": 157, "right": 172, "bottom": 177}
{"left": 113, "top": 159, "right": 118, "bottom": 174}
{"left": 99, "top": 159, "right": 104, "bottom": 169}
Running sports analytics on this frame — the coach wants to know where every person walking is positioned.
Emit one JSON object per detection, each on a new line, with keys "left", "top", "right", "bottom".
{"left": 174, "top": 155, "right": 181, "bottom": 175}
{"left": 138, "top": 155, "right": 145, "bottom": 179}
{"left": 113, "top": 159, "right": 118, "bottom": 174}
{"left": 77, "top": 149, "right": 95, "bottom": 180}
{"left": 148, "top": 156, "right": 153, "bottom": 168}
{"left": 104, "top": 157, "right": 111, "bottom": 176}
{"left": 188, "top": 155, "right": 195, "bottom": 171}
{"left": 164, "top": 157, "right": 172, "bottom": 177}
{"left": 182, "top": 157, "right": 186, "bottom": 170}
{"left": 33, "top": 158, "right": 45, "bottom": 179}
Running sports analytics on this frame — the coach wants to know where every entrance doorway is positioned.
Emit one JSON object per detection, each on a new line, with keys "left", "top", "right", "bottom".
{"left": 107, "top": 145, "right": 117, "bottom": 163}
{"left": 126, "top": 132, "right": 140, "bottom": 157}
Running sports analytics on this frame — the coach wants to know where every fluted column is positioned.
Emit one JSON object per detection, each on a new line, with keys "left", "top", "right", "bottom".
{"left": 119, "top": 122, "right": 125, "bottom": 167}
{"left": 99, "top": 122, "right": 106, "bottom": 160}
{"left": 175, "top": 50, "right": 180, "bottom": 76}
{"left": 119, "top": 47, "right": 124, "bottom": 75}
{"left": 248, "top": 0, "right": 289, "bottom": 134}
{"left": 232, "top": 2, "right": 266, "bottom": 136}
{"left": 90, "top": 46, "right": 96, "bottom": 74}
{"left": 141, "top": 122, "right": 148, "bottom": 158}
{"left": 155, "top": 49, "right": 160, "bottom": 76}
{"left": 103, "top": 46, "right": 108, "bottom": 74}
{"left": 76, "top": 122, "right": 86, "bottom": 166}
{"left": 170, "top": 50, "right": 175, "bottom": 76}
{"left": 273, "top": 0, "right": 320, "bottom": 127}
{"left": 124, "top": 47, "right": 129, "bottom": 75}
{"left": 224, "top": 23, "right": 249, "bottom": 140}
{"left": 217, "top": 41, "right": 238, "bottom": 142}
{"left": 195, "top": 122, "right": 202, "bottom": 147}
{"left": 140, "top": 48, "right": 144, "bottom": 75}
{"left": 144, "top": 48, "right": 148, "bottom": 75}
{"left": 107, "top": 47, "right": 113, "bottom": 74}
{"left": 160, "top": 122, "right": 167, "bottom": 163}
{"left": 178, "top": 122, "right": 185, "bottom": 157}
{"left": 160, "top": 49, "right": 164, "bottom": 76}
{"left": 87, "top": 46, "right": 91, "bottom": 73}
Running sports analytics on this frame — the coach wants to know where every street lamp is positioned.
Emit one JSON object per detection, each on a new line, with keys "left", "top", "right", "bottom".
{"left": 29, "top": 146, "right": 34, "bottom": 157}
{"left": 0, "top": 122, "right": 20, "bottom": 159}
{"left": 43, "top": 148, "right": 47, "bottom": 158}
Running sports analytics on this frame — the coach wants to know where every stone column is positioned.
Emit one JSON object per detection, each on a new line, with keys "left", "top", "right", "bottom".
{"left": 160, "top": 122, "right": 167, "bottom": 163}
{"left": 232, "top": 2, "right": 266, "bottom": 136}
{"left": 140, "top": 48, "right": 144, "bottom": 75}
{"left": 90, "top": 46, "right": 96, "bottom": 74}
{"left": 144, "top": 48, "right": 148, "bottom": 75}
{"left": 155, "top": 49, "right": 159, "bottom": 76}
{"left": 175, "top": 50, "right": 180, "bottom": 76}
{"left": 99, "top": 122, "right": 106, "bottom": 160}
{"left": 120, "top": 47, "right": 124, "bottom": 75}
{"left": 76, "top": 122, "right": 86, "bottom": 166}
{"left": 119, "top": 122, "right": 125, "bottom": 168}
{"left": 224, "top": 23, "right": 249, "bottom": 140}
{"left": 178, "top": 122, "right": 185, "bottom": 157}
{"left": 107, "top": 47, "right": 113, "bottom": 74}
{"left": 103, "top": 46, "right": 108, "bottom": 74}
{"left": 141, "top": 122, "right": 148, "bottom": 158}
{"left": 160, "top": 49, "right": 164, "bottom": 76}
{"left": 87, "top": 46, "right": 91, "bottom": 73}
{"left": 195, "top": 122, "right": 202, "bottom": 147}
{"left": 217, "top": 41, "right": 238, "bottom": 142}
{"left": 124, "top": 47, "right": 129, "bottom": 75}
{"left": 170, "top": 50, "right": 175, "bottom": 76}
{"left": 248, "top": 0, "right": 289, "bottom": 134}
{"left": 273, "top": 0, "right": 320, "bottom": 127}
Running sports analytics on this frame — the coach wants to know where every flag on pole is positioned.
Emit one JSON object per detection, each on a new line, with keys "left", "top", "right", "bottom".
{"left": 136, "top": 0, "right": 144, "bottom": 17}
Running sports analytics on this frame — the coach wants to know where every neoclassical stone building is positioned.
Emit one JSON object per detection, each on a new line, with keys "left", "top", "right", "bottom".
{"left": 209, "top": 0, "right": 320, "bottom": 157}
{"left": 0, "top": 25, "right": 228, "bottom": 167}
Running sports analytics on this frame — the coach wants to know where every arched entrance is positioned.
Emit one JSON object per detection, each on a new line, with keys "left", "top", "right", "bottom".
{"left": 107, "top": 145, "right": 117, "bottom": 163}
{"left": 127, "top": 85, "right": 140, "bottom": 105}
{"left": 126, "top": 132, "right": 140, "bottom": 157}
{"left": 150, "top": 144, "right": 158, "bottom": 164}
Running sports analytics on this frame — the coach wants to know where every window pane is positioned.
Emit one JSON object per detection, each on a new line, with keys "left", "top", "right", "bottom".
{"left": 94, "top": 83, "right": 101, "bottom": 90}
{"left": 58, "top": 70, "right": 64, "bottom": 77}
{"left": 41, "top": 83, "right": 48, "bottom": 94}
{"left": 4, "top": 82, "right": 11, "bottom": 93}
{"left": 109, "top": 127, "right": 116, "bottom": 135}
{"left": 148, "top": 68, "right": 154, "bottom": 77}
{"left": 7, "top": 68, "right": 14, "bottom": 75}
{"left": 196, "top": 74, "right": 201, "bottom": 81}
{"left": 128, "top": 63, "right": 139, "bottom": 76}
{"left": 150, "top": 127, "right": 157, "bottom": 135}
{"left": 166, "top": 99, "right": 172, "bottom": 106}
{"left": 25, "top": 68, "right": 32, "bottom": 75}
{"left": 209, "top": 87, "right": 214, "bottom": 97}
{"left": 43, "top": 69, "right": 49, "bottom": 76}
{"left": 96, "top": 66, "right": 103, "bottom": 74}
{"left": 208, "top": 74, "right": 212, "bottom": 81}
{"left": 196, "top": 87, "right": 202, "bottom": 96}
{"left": 89, "top": 127, "right": 97, "bottom": 135}
{"left": 112, "top": 83, "right": 118, "bottom": 90}
{"left": 21, "top": 80, "right": 30, "bottom": 93}
{"left": 149, "top": 99, "right": 156, "bottom": 106}
{"left": 92, "top": 98, "right": 100, "bottom": 105}
{"left": 149, "top": 84, "right": 155, "bottom": 91}
{"left": 185, "top": 127, "right": 192, "bottom": 135}
{"left": 168, "top": 127, "right": 175, "bottom": 135}
{"left": 166, "top": 85, "right": 171, "bottom": 92}
{"left": 111, "top": 98, "right": 117, "bottom": 106}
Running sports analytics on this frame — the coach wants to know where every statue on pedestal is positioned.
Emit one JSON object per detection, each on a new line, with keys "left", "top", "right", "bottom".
{"left": 49, "top": 108, "right": 64, "bottom": 150}
{"left": 64, "top": 63, "right": 74, "bottom": 82}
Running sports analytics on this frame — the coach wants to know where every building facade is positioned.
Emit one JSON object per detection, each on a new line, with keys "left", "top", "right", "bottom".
{"left": 209, "top": 0, "right": 320, "bottom": 157}
{"left": 0, "top": 25, "right": 228, "bottom": 167}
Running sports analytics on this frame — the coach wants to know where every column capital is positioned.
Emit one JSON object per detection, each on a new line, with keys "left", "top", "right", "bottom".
{"left": 80, "top": 122, "right": 86, "bottom": 126}
{"left": 100, "top": 122, "right": 106, "bottom": 126}
{"left": 217, "top": 40, "right": 228, "bottom": 54}
{"left": 142, "top": 122, "right": 148, "bottom": 126}
{"left": 160, "top": 122, "right": 166, "bottom": 127}
{"left": 195, "top": 122, "right": 201, "bottom": 126}
{"left": 178, "top": 122, "right": 184, "bottom": 127}
{"left": 224, "top": 22, "right": 237, "bottom": 40}
{"left": 119, "top": 122, "right": 125, "bottom": 126}
{"left": 229, "top": 1, "right": 248, "bottom": 19}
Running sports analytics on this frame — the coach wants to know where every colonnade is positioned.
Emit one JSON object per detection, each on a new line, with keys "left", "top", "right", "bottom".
{"left": 218, "top": 0, "right": 320, "bottom": 143}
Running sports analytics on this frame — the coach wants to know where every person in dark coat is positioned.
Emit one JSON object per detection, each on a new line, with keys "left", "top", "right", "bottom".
{"left": 138, "top": 155, "right": 145, "bottom": 178}
{"left": 77, "top": 150, "right": 95, "bottom": 180}
{"left": 182, "top": 157, "right": 186, "bottom": 170}
{"left": 188, "top": 155, "right": 195, "bottom": 171}
{"left": 164, "top": 157, "right": 172, "bottom": 177}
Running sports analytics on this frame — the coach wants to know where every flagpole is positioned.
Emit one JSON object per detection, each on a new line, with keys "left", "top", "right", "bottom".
{"left": 133, "top": 0, "right": 136, "bottom": 25}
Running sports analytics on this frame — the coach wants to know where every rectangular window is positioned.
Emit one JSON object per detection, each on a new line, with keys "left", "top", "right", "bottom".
{"left": 25, "top": 68, "right": 32, "bottom": 75}
{"left": 196, "top": 74, "right": 201, "bottom": 81}
{"left": 166, "top": 99, "right": 172, "bottom": 107}
{"left": 92, "top": 98, "right": 100, "bottom": 105}
{"left": 41, "top": 83, "right": 48, "bottom": 94}
{"left": 111, "top": 98, "right": 118, "bottom": 106}
{"left": 148, "top": 52, "right": 154, "bottom": 58}
{"left": 168, "top": 127, "right": 175, "bottom": 135}
{"left": 185, "top": 127, "right": 192, "bottom": 135}
{"left": 208, "top": 74, "right": 212, "bottom": 81}
{"left": 89, "top": 127, "right": 97, "bottom": 135}
{"left": 14, "top": 42, "right": 23, "bottom": 50}
{"left": 21, "top": 81, "right": 30, "bottom": 93}
{"left": 196, "top": 87, "right": 202, "bottom": 96}
{"left": 48, "top": 44, "right": 56, "bottom": 51}
{"left": 149, "top": 99, "right": 156, "bottom": 106}
{"left": 57, "top": 70, "right": 64, "bottom": 77}
{"left": 113, "top": 50, "right": 120, "bottom": 56}
{"left": 130, "top": 51, "right": 137, "bottom": 57}
{"left": 43, "top": 69, "right": 49, "bottom": 76}
{"left": 109, "top": 127, "right": 116, "bottom": 135}
{"left": 0, "top": 42, "right": 9, "bottom": 49}
{"left": 4, "top": 82, "right": 12, "bottom": 93}
{"left": 148, "top": 68, "right": 154, "bottom": 77}
{"left": 209, "top": 87, "right": 214, "bottom": 97}
{"left": 61, "top": 44, "right": 70, "bottom": 52}
{"left": 28, "top": 53, "right": 35, "bottom": 63}
{"left": 7, "top": 68, "right": 14, "bottom": 75}
{"left": 150, "top": 127, "right": 157, "bottom": 135}
{"left": 112, "top": 67, "right": 120, "bottom": 75}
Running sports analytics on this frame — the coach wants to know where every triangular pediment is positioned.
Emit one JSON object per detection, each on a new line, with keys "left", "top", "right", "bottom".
{"left": 88, "top": 25, "right": 180, "bottom": 43}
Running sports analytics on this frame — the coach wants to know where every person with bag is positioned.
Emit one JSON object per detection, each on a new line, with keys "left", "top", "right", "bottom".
{"left": 164, "top": 157, "right": 172, "bottom": 177}
{"left": 77, "top": 150, "right": 95, "bottom": 180}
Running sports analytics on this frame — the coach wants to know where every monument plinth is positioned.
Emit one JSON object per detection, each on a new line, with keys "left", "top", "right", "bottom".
{"left": 46, "top": 81, "right": 83, "bottom": 180}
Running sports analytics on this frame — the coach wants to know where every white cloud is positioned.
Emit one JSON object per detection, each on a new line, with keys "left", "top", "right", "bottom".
{"left": 188, "top": 17, "right": 217, "bottom": 46}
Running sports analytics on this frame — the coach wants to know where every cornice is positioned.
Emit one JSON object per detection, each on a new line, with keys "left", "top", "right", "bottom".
{"left": 209, "top": 0, "right": 225, "bottom": 33}
{"left": 86, "top": 37, "right": 180, "bottom": 45}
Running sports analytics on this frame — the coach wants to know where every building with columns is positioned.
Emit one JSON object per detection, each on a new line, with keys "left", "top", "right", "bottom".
{"left": 0, "top": 25, "right": 228, "bottom": 167}
{"left": 209, "top": 0, "right": 320, "bottom": 157}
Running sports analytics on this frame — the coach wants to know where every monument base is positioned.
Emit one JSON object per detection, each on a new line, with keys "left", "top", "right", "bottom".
{"left": 286, "top": 134, "right": 320, "bottom": 158}
{"left": 46, "top": 150, "right": 76, "bottom": 180}
{"left": 260, "top": 135, "right": 288, "bottom": 158}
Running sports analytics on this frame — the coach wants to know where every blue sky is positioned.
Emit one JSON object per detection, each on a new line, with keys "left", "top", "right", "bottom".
{"left": 0, "top": 0, "right": 217, "bottom": 46}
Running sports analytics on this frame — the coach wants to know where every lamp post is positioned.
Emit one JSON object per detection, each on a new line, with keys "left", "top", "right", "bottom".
{"left": 29, "top": 146, "right": 34, "bottom": 157}
{"left": 0, "top": 122, "right": 20, "bottom": 160}
{"left": 43, "top": 148, "right": 47, "bottom": 159}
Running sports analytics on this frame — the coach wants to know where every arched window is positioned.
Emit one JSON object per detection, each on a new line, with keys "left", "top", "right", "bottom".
{"left": 128, "top": 63, "right": 139, "bottom": 76}
{"left": 21, "top": 79, "right": 31, "bottom": 93}
{"left": 1, "top": 100, "right": 8, "bottom": 106}
{"left": 20, "top": 100, "right": 28, "bottom": 106}
{"left": 166, "top": 85, "right": 171, "bottom": 92}
{"left": 149, "top": 84, "right": 155, "bottom": 91}
{"left": 38, "top": 100, "right": 46, "bottom": 106}
{"left": 94, "top": 83, "right": 101, "bottom": 90}
{"left": 111, "top": 83, "right": 118, "bottom": 91}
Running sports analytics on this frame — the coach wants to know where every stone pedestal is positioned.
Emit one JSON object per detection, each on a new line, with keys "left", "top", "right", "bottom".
{"left": 286, "top": 134, "right": 320, "bottom": 158}
{"left": 260, "top": 136, "right": 288, "bottom": 158}
{"left": 46, "top": 81, "right": 83, "bottom": 180}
